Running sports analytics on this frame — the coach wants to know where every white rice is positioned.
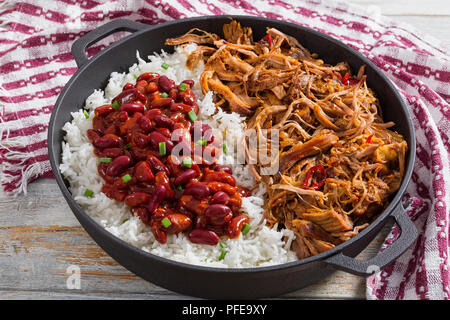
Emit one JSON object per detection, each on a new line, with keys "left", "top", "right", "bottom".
{"left": 60, "top": 44, "right": 296, "bottom": 268}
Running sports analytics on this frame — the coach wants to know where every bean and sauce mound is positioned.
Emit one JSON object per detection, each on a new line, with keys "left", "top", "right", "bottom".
{"left": 87, "top": 72, "right": 251, "bottom": 245}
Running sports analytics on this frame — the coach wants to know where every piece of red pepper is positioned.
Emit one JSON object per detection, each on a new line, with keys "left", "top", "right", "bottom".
{"left": 365, "top": 134, "right": 373, "bottom": 144}
{"left": 302, "top": 165, "right": 327, "bottom": 190}
{"left": 261, "top": 34, "right": 273, "bottom": 47}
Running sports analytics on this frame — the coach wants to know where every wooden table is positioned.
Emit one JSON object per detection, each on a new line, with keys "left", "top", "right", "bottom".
{"left": 1, "top": 0, "right": 449, "bottom": 300}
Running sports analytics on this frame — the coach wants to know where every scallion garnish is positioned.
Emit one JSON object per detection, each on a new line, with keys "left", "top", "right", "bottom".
{"left": 219, "top": 242, "right": 227, "bottom": 249}
{"left": 83, "top": 110, "right": 89, "bottom": 119}
{"left": 161, "top": 217, "right": 172, "bottom": 228}
{"left": 177, "top": 185, "right": 183, "bottom": 191}
{"left": 122, "top": 218, "right": 129, "bottom": 223}
{"left": 160, "top": 92, "right": 169, "bottom": 98}
{"left": 159, "top": 142, "right": 166, "bottom": 156}
{"left": 112, "top": 100, "right": 120, "bottom": 109}
{"left": 179, "top": 83, "right": 188, "bottom": 91}
{"left": 197, "top": 139, "right": 207, "bottom": 146}
{"left": 222, "top": 143, "right": 227, "bottom": 154}
{"left": 124, "top": 143, "right": 131, "bottom": 149}
{"left": 133, "top": 74, "right": 138, "bottom": 79}
{"left": 241, "top": 223, "right": 251, "bottom": 235}
{"left": 121, "top": 174, "right": 132, "bottom": 183}
{"left": 182, "top": 157, "right": 192, "bottom": 168}
{"left": 218, "top": 249, "right": 227, "bottom": 261}
{"left": 98, "top": 157, "right": 112, "bottom": 163}
{"left": 161, "top": 62, "right": 170, "bottom": 70}
{"left": 84, "top": 189, "right": 94, "bottom": 197}
{"left": 188, "top": 110, "right": 197, "bottom": 122}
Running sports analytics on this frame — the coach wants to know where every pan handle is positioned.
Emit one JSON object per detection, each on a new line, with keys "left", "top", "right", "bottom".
{"left": 324, "top": 202, "right": 417, "bottom": 276}
{"left": 71, "top": 19, "right": 149, "bottom": 68}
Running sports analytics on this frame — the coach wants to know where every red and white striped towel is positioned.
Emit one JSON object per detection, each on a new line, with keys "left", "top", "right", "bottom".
{"left": 0, "top": 0, "right": 449, "bottom": 300}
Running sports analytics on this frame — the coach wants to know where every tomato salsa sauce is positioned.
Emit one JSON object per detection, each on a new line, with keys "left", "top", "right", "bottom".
{"left": 86, "top": 72, "right": 251, "bottom": 246}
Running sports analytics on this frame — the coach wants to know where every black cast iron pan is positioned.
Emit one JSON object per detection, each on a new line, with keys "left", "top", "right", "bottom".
{"left": 48, "top": 17, "right": 417, "bottom": 299}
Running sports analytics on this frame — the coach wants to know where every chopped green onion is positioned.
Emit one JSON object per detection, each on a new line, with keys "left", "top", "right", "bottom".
{"left": 98, "top": 157, "right": 112, "bottom": 163}
{"left": 197, "top": 139, "right": 207, "bottom": 146}
{"left": 133, "top": 74, "right": 138, "bottom": 79}
{"left": 161, "top": 62, "right": 170, "bottom": 70}
{"left": 160, "top": 92, "right": 169, "bottom": 98}
{"left": 219, "top": 242, "right": 228, "bottom": 249}
{"left": 159, "top": 142, "right": 166, "bottom": 156}
{"left": 222, "top": 143, "right": 227, "bottom": 154}
{"left": 112, "top": 100, "right": 120, "bottom": 109}
{"left": 83, "top": 110, "right": 89, "bottom": 119}
{"left": 122, "top": 218, "right": 129, "bottom": 223}
{"left": 84, "top": 189, "right": 94, "bottom": 197}
{"left": 182, "top": 157, "right": 192, "bottom": 168}
{"left": 218, "top": 249, "right": 227, "bottom": 261}
{"left": 177, "top": 185, "right": 183, "bottom": 191}
{"left": 124, "top": 143, "right": 131, "bottom": 149}
{"left": 161, "top": 217, "right": 172, "bottom": 228}
{"left": 188, "top": 110, "right": 197, "bottom": 122}
{"left": 179, "top": 83, "right": 188, "bottom": 91}
{"left": 241, "top": 223, "right": 251, "bottom": 235}
{"left": 121, "top": 174, "right": 132, "bottom": 183}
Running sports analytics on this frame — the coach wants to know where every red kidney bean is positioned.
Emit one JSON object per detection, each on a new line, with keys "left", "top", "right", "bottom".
{"left": 137, "top": 72, "right": 160, "bottom": 82}
{"left": 94, "top": 104, "right": 114, "bottom": 117}
{"left": 102, "top": 184, "right": 127, "bottom": 202}
{"left": 179, "top": 87, "right": 196, "bottom": 105}
{"left": 112, "top": 88, "right": 139, "bottom": 105}
{"left": 236, "top": 186, "right": 251, "bottom": 197}
{"left": 147, "top": 184, "right": 166, "bottom": 214}
{"left": 87, "top": 129, "right": 101, "bottom": 142}
{"left": 168, "top": 88, "right": 178, "bottom": 100}
{"left": 204, "top": 204, "right": 233, "bottom": 226}
{"left": 137, "top": 115, "right": 153, "bottom": 132}
{"left": 132, "top": 132, "right": 150, "bottom": 148}
{"left": 149, "top": 131, "right": 174, "bottom": 152}
{"left": 183, "top": 182, "right": 210, "bottom": 199}
{"left": 106, "top": 155, "right": 131, "bottom": 176}
{"left": 134, "top": 161, "right": 154, "bottom": 183}
{"left": 188, "top": 229, "right": 219, "bottom": 246}
{"left": 131, "top": 206, "right": 151, "bottom": 225}
{"left": 149, "top": 97, "right": 174, "bottom": 108}
{"left": 182, "top": 79, "right": 194, "bottom": 87}
{"left": 215, "top": 165, "right": 232, "bottom": 175}
{"left": 137, "top": 92, "right": 147, "bottom": 104}
{"left": 170, "top": 102, "right": 195, "bottom": 114}
{"left": 155, "top": 171, "right": 174, "bottom": 200}
{"left": 98, "top": 147, "right": 123, "bottom": 158}
{"left": 145, "top": 108, "right": 163, "bottom": 119}
{"left": 151, "top": 221, "right": 167, "bottom": 244}
{"left": 174, "top": 169, "right": 198, "bottom": 186}
{"left": 226, "top": 215, "right": 250, "bottom": 238}
{"left": 93, "top": 134, "right": 122, "bottom": 149}
{"left": 203, "top": 170, "right": 236, "bottom": 186}
{"left": 123, "top": 83, "right": 134, "bottom": 91}
{"left": 146, "top": 155, "right": 169, "bottom": 175}
{"left": 154, "top": 115, "right": 174, "bottom": 129}
{"left": 158, "top": 75, "right": 176, "bottom": 93}
{"left": 210, "top": 191, "right": 230, "bottom": 205}
{"left": 162, "top": 213, "right": 192, "bottom": 234}
{"left": 124, "top": 192, "right": 151, "bottom": 207}
{"left": 119, "top": 102, "right": 145, "bottom": 114}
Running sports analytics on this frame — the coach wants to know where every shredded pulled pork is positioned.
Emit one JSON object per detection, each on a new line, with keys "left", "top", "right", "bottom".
{"left": 166, "top": 20, "right": 408, "bottom": 260}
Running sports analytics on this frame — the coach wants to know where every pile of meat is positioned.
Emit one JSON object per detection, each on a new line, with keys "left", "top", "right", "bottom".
{"left": 166, "top": 21, "right": 408, "bottom": 259}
